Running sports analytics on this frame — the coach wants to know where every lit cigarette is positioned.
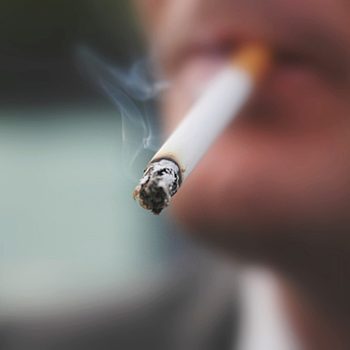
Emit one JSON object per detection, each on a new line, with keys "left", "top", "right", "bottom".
{"left": 133, "top": 44, "right": 271, "bottom": 214}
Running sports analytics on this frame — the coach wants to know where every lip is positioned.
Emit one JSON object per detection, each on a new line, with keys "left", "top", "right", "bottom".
{"left": 175, "top": 54, "right": 227, "bottom": 98}
{"left": 172, "top": 32, "right": 321, "bottom": 106}
{"left": 171, "top": 35, "right": 241, "bottom": 97}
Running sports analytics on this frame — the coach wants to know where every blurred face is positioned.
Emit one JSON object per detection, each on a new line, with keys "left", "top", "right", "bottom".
{"left": 136, "top": 0, "right": 350, "bottom": 260}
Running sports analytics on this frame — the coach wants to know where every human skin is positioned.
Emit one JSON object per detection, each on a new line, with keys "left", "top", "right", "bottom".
{"left": 134, "top": 0, "right": 350, "bottom": 347}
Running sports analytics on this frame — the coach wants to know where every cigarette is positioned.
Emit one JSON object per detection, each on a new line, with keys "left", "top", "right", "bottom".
{"left": 133, "top": 44, "right": 271, "bottom": 214}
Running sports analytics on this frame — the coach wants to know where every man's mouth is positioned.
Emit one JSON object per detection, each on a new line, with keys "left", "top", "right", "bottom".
{"left": 174, "top": 38, "right": 315, "bottom": 104}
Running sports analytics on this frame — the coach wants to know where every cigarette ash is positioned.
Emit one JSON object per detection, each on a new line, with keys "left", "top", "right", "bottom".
{"left": 133, "top": 159, "right": 182, "bottom": 214}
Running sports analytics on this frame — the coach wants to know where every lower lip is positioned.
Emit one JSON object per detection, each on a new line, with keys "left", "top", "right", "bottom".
{"left": 255, "top": 62, "right": 319, "bottom": 112}
{"left": 178, "top": 55, "right": 315, "bottom": 104}
{"left": 176, "top": 56, "right": 227, "bottom": 98}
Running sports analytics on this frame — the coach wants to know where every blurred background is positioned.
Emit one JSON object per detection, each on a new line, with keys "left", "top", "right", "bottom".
{"left": 0, "top": 0, "right": 191, "bottom": 318}
{"left": 0, "top": 2, "right": 301, "bottom": 349}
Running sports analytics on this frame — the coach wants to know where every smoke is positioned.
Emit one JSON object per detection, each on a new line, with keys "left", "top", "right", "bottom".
{"left": 77, "top": 47, "right": 169, "bottom": 179}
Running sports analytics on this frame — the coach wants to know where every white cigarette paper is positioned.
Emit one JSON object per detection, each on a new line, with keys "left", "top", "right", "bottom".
{"left": 134, "top": 45, "right": 271, "bottom": 214}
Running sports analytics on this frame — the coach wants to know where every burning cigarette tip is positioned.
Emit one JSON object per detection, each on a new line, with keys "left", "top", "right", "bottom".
{"left": 133, "top": 158, "right": 182, "bottom": 214}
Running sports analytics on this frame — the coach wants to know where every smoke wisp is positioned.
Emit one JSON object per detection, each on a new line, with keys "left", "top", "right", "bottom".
{"left": 78, "top": 47, "right": 169, "bottom": 179}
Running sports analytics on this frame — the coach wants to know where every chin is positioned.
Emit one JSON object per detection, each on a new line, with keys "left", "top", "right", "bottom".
{"left": 169, "top": 116, "right": 350, "bottom": 261}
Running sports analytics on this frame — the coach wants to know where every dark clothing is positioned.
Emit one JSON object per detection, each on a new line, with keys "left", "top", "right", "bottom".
{"left": 1, "top": 255, "right": 238, "bottom": 350}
